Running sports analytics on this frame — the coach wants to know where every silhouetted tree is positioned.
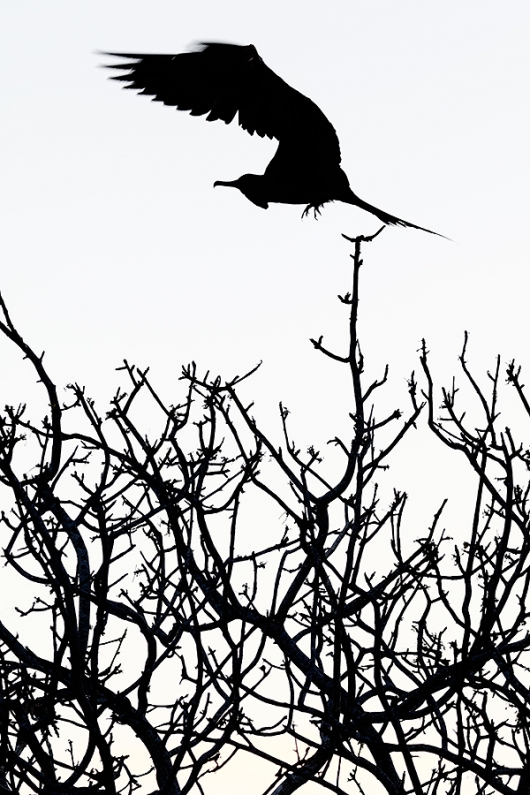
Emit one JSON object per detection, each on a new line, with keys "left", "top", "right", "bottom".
{"left": 1, "top": 232, "right": 530, "bottom": 795}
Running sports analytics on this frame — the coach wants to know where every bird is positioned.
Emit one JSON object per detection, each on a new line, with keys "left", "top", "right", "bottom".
{"left": 103, "top": 43, "right": 440, "bottom": 235}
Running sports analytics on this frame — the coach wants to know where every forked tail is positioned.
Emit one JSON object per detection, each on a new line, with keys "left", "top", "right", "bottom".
{"left": 347, "top": 192, "right": 447, "bottom": 238}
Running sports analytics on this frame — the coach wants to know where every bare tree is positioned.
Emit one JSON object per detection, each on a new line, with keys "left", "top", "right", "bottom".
{"left": 1, "top": 231, "right": 530, "bottom": 795}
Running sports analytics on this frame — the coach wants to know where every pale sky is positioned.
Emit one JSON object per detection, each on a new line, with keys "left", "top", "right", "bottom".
{"left": 1, "top": 0, "right": 530, "bottom": 554}
{"left": 1, "top": 4, "right": 530, "bottom": 792}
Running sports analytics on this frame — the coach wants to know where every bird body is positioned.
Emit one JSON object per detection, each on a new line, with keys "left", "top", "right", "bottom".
{"left": 215, "top": 162, "right": 353, "bottom": 211}
{"left": 104, "top": 43, "right": 440, "bottom": 234}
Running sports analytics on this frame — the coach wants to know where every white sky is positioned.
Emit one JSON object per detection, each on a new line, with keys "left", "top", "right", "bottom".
{"left": 2, "top": 1, "right": 529, "bottom": 512}
{"left": 1, "top": 0, "right": 529, "bottom": 552}
{"left": 1, "top": 3, "right": 529, "bottom": 791}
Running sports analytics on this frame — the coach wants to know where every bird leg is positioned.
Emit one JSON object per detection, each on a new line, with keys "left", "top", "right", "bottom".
{"left": 301, "top": 204, "right": 322, "bottom": 220}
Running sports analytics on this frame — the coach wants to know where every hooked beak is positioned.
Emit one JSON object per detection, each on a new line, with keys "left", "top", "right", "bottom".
{"left": 213, "top": 179, "right": 238, "bottom": 189}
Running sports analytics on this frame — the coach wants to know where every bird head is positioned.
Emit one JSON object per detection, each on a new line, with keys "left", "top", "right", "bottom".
{"left": 213, "top": 175, "right": 268, "bottom": 209}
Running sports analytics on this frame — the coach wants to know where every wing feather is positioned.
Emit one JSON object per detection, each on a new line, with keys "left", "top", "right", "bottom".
{"left": 103, "top": 43, "right": 342, "bottom": 164}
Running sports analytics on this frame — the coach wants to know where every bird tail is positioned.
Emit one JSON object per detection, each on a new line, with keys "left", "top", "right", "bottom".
{"left": 346, "top": 192, "right": 446, "bottom": 238}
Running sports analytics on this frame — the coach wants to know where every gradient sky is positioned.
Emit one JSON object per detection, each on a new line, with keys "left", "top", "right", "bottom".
{"left": 1, "top": 3, "right": 529, "bottom": 791}
{"left": 1, "top": 0, "right": 529, "bottom": 535}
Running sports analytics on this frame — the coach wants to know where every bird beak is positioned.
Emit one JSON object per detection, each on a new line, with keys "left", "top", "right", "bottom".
{"left": 213, "top": 179, "right": 237, "bottom": 188}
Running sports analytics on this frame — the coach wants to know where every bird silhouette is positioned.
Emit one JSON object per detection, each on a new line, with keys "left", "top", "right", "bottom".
{"left": 104, "top": 43, "right": 440, "bottom": 234}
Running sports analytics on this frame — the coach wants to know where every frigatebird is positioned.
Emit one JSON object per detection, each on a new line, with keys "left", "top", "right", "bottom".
{"left": 104, "top": 43, "right": 439, "bottom": 234}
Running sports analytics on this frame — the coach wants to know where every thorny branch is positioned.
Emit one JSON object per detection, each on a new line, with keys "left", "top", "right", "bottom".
{"left": 1, "top": 235, "right": 530, "bottom": 795}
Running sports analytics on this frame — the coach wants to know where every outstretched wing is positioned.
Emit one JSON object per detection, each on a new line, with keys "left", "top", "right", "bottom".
{"left": 103, "top": 43, "right": 342, "bottom": 165}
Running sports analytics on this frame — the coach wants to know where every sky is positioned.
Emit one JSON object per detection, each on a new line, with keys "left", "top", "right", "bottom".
{"left": 1, "top": 0, "right": 529, "bottom": 528}
{"left": 0, "top": 0, "right": 529, "bottom": 562}
{"left": 1, "top": 2, "right": 529, "bottom": 791}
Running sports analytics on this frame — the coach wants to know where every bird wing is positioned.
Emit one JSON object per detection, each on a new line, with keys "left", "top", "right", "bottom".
{"left": 104, "top": 43, "right": 342, "bottom": 165}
